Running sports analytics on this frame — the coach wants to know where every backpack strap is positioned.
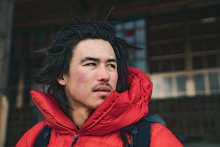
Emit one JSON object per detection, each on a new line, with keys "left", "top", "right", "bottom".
{"left": 131, "top": 115, "right": 152, "bottom": 147}
{"left": 132, "top": 113, "right": 166, "bottom": 147}
{"left": 144, "top": 113, "right": 166, "bottom": 126}
{"left": 120, "top": 113, "right": 166, "bottom": 147}
{"left": 34, "top": 125, "right": 51, "bottom": 147}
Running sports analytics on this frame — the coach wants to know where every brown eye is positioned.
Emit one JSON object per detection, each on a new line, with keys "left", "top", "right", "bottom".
{"left": 107, "top": 63, "right": 116, "bottom": 70}
{"left": 83, "top": 63, "right": 97, "bottom": 68}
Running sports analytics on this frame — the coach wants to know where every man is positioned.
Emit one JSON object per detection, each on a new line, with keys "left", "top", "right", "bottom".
{"left": 16, "top": 21, "right": 183, "bottom": 147}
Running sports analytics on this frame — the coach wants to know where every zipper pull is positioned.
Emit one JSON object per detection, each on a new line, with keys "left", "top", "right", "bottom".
{"left": 71, "top": 134, "right": 79, "bottom": 147}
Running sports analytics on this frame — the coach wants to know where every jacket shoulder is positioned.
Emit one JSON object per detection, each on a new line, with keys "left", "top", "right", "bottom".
{"left": 150, "top": 123, "right": 183, "bottom": 147}
{"left": 16, "top": 121, "right": 46, "bottom": 147}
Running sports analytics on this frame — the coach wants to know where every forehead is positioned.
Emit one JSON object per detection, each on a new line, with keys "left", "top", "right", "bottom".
{"left": 72, "top": 39, "right": 116, "bottom": 59}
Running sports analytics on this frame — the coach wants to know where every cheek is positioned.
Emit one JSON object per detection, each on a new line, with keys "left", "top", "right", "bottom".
{"left": 73, "top": 71, "right": 91, "bottom": 87}
{"left": 111, "top": 73, "right": 118, "bottom": 89}
{"left": 69, "top": 72, "right": 91, "bottom": 97}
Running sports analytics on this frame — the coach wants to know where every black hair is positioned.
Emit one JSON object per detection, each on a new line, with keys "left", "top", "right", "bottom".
{"left": 34, "top": 21, "right": 139, "bottom": 113}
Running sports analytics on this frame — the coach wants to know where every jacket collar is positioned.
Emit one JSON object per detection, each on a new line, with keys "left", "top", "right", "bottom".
{"left": 31, "top": 67, "right": 153, "bottom": 136}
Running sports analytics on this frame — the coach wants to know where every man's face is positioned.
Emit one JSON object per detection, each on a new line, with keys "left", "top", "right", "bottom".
{"left": 58, "top": 39, "right": 118, "bottom": 111}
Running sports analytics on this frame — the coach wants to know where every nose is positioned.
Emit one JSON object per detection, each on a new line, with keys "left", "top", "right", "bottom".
{"left": 97, "top": 66, "right": 110, "bottom": 82}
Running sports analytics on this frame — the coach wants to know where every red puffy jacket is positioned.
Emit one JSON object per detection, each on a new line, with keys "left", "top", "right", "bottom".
{"left": 16, "top": 68, "right": 183, "bottom": 147}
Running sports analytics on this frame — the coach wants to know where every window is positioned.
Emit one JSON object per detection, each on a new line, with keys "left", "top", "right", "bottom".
{"left": 115, "top": 19, "right": 147, "bottom": 72}
{"left": 161, "top": 59, "right": 172, "bottom": 72}
{"left": 149, "top": 4, "right": 220, "bottom": 98}
{"left": 193, "top": 56, "right": 205, "bottom": 69}
{"left": 150, "top": 61, "right": 160, "bottom": 73}
{"left": 149, "top": 4, "right": 220, "bottom": 73}
{"left": 177, "top": 75, "right": 188, "bottom": 95}
{"left": 207, "top": 55, "right": 218, "bottom": 68}
{"left": 175, "top": 58, "right": 185, "bottom": 71}
{"left": 164, "top": 77, "right": 173, "bottom": 96}
{"left": 209, "top": 72, "right": 220, "bottom": 91}
{"left": 193, "top": 55, "right": 220, "bottom": 69}
{"left": 193, "top": 74, "right": 205, "bottom": 95}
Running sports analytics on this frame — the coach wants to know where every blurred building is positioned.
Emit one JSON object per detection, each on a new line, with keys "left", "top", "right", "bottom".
{"left": 1, "top": 0, "right": 220, "bottom": 146}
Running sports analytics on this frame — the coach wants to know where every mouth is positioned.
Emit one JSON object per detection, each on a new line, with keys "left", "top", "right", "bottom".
{"left": 92, "top": 86, "right": 113, "bottom": 98}
{"left": 93, "top": 86, "right": 112, "bottom": 93}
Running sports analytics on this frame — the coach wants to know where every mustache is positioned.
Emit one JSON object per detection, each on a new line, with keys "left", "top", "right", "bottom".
{"left": 92, "top": 82, "right": 113, "bottom": 91}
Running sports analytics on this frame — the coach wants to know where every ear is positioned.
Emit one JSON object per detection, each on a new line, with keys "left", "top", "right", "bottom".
{"left": 57, "top": 75, "right": 66, "bottom": 86}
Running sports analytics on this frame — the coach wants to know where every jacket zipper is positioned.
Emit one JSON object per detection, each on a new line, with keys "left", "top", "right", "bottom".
{"left": 71, "top": 134, "right": 79, "bottom": 147}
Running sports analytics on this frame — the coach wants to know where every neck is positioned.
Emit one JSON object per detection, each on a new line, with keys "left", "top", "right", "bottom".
{"left": 69, "top": 107, "right": 92, "bottom": 128}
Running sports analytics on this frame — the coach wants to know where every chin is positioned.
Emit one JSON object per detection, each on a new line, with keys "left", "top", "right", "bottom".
{"left": 95, "top": 99, "right": 105, "bottom": 107}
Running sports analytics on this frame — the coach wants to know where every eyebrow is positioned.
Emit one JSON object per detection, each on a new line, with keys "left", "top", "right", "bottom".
{"left": 80, "top": 56, "right": 117, "bottom": 64}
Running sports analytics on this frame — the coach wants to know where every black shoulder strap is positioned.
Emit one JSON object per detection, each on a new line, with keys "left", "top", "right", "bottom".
{"left": 144, "top": 113, "right": 166, "bottom": 126}
{"left": 34, "top": 125, "right": 51, "bottom": 147}
{"left": 132, "top": 113, "right": 166, "bottom": 147}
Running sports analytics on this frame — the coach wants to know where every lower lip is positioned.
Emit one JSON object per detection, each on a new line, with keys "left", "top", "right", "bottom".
{"left": 94, "top": 91, "right": 110, "bottom": 96}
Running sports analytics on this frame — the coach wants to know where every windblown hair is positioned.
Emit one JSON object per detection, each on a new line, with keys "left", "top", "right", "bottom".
{"left": 34, "top": 21, "right": 138, "bottom": 113}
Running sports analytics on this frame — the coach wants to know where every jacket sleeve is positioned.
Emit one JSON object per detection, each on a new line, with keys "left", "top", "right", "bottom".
{"left": 16, "top": 121, "right": 46, "bottom": 147}
{"left": 150, "top": 123, "right": 183, "bottom": 147}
